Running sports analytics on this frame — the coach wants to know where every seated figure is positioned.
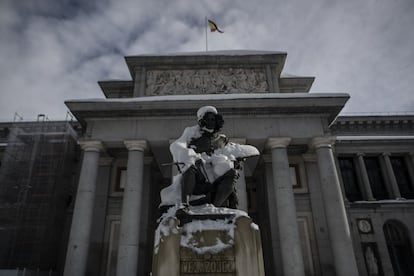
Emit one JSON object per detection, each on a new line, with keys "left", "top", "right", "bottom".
{"left": 160, "top": 106, "right": 259, "bottom": 211}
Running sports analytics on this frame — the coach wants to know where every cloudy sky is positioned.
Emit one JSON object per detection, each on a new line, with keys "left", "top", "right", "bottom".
{"left": 1, "top": 0, "right": 413, "bottom": 121}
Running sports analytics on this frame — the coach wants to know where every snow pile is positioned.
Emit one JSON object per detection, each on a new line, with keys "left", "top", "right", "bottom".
{"left": 180, "top": 219, "right": 235, "bottom": 254}
{"left": 154, "top": 204, "right": 249, "bottom": 255}
{"left": 153, "top": 206, "right": 180, "bottom": 254}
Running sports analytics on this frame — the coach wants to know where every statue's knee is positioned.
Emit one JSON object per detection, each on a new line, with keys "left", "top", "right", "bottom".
{"left": 218, "top": 169, "right": 237, "bottom": 190}
{"left": 223, "top": 169, "right": 237, "bottom": 181}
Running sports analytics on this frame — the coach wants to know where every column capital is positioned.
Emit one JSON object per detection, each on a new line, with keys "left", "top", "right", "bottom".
{"left": 267, "top": 137, "right": 291, "bottom": 149}
{"left": 79, "top": 140, "right": 103, "bottom": 152}
{"left": 356, "top": 152, "right": 365, "bottom": 157}
{"left": 310, "top": 136, "right": 336, "bottom": 150}
{"left": 124, "top": 140, "right": 147, "bottom": 151}
{"left": 382, "top": 152, "right": 391, "bottom": 157}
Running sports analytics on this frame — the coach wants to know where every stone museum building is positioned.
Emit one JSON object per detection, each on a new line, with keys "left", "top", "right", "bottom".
{"left": 0, "top": 51, "right": 413, "bottom": 276}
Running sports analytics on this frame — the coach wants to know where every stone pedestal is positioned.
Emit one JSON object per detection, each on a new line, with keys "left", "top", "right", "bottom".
{"left": 152, "top": 206, "right": 264, "bottom": 276}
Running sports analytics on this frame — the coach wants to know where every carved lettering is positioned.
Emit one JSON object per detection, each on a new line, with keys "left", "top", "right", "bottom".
{"left": 181, "top": 260, "right": 235, "bottom": 273}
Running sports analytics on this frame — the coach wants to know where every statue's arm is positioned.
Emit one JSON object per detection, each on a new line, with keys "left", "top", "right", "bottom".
{"left": 170, "top": 126, "right": 200, "bottom": 171}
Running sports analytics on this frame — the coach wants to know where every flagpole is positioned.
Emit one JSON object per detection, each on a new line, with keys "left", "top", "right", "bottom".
{"left": 205, "top": 16, "right": 208, "bottom": 52}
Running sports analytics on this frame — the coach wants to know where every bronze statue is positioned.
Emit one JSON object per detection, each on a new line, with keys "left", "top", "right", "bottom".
{"left": 160, "top": 106, "right": 259, "bottom": 213}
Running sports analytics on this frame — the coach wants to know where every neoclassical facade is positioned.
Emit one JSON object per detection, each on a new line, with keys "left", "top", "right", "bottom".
{"left": 1, "top": 51, "right": 413, "bottom": 276}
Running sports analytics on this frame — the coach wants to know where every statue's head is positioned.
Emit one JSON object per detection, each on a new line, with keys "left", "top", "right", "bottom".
{"left": 197, "top": 106, "right": 224, "bottom": 132}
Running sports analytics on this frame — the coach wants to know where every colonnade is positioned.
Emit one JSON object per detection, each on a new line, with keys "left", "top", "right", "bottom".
{"left": 265, "top": 137, "right": 360, "bottom": 276}
{"left": 353, "top": 152, "right": 406, "bottom": 200}
{"left": 63, "top": 136, "right": 360, "bottom": 276}
{"left": 63, "top": 140, "right": 146, "bottom": 276}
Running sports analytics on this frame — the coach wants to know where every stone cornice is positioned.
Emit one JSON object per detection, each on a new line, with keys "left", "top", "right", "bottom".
{"left": 124, "top": 51, "right": 287, "bottom": 78}
{"left": 330, "top": 115, "right": 414, "bottom": 135}
{"left": 267, "top": 137, "right": 291, "bottom": 149}
{"left": 124, "top": 140, "right": 147, "bottom": 151}
{"left": 279, "top": 77, "right": 314, "bottom": 93}
{"left": 79, "top": 140, "right": 103, "bottom": 152}
{"left": 98, "top": 80, "right": 133, "bottom": 99}
{"left": 66, "top": 93, "right": 349, "bottom": 128}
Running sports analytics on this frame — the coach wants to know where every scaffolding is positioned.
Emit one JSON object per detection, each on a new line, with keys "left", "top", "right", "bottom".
{"left": 0, "top": 120, "right": 79, "bottom": 273}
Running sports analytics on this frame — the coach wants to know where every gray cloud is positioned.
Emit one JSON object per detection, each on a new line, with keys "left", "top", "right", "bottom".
{"left": 1, "top": 0, "right": 413, "bottom": 121}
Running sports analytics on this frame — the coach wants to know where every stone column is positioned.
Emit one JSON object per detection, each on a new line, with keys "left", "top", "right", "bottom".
{"left": 87, "top": 157, "right": 113, "bottom": 275}
{"left": 311, "top": 137, "right": 359, "bottom": 276}
{"left": 116, "top": 140, "right": 147, "bottom": 276}
{"left": 382, "top": 153, "right": 401, "bottom": 199}
{"left": 302, "top": 154, "right": 333, "bottom": 275}
{"left": 267, "top": 137, "right": 305, "bottom": 276}
{"left": 64, "top": 141, "right": 103, "bottom": 276}
{"left": 356, "top": 153, "right": 375, "bottom": 200}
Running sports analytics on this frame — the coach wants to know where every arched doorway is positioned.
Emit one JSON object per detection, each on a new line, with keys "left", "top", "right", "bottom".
{"left": 383, "top": 220, "right": 414, "bottom": 276}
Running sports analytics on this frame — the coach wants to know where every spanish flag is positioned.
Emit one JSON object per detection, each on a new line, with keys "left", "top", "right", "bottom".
{"left": 208, "top": 19, "right": 224, "bottom": 33}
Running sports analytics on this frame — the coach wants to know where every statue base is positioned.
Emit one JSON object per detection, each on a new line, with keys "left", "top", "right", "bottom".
{"left": 152, "top": 205, "right": 264, "bottom": 276}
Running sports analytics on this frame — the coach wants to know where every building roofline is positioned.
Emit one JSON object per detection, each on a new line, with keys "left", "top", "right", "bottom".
{"left": 65, "top": 92, "right": 349, "bottom": 128}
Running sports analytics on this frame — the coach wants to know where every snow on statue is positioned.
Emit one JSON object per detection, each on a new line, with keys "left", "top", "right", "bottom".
{"left": 160, "top": 106, "right": 259, "bottom": 214}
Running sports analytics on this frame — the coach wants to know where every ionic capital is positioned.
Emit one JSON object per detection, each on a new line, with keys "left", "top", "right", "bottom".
{"left": 310, "top": 136, "right": 336, "bottom": 150}
{"left": 124, "top": 140, "right": 147, "bottom": 151}
{"left": 267, "top": 137, "right": 291, "bottom": 149}
{"left": 79, "top": 140, "right": 103, "bottom": 152}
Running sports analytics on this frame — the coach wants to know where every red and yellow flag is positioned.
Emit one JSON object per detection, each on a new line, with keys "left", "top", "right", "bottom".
{"left": 208, "top": 19, "right": 224, "bottom": 33}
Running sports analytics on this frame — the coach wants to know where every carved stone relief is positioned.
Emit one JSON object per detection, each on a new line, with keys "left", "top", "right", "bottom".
{"left": 145, "top": 68, "right": 269, "bottom": 96}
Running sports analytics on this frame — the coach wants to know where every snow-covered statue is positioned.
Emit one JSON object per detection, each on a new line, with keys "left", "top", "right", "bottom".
{"left": 160, "top": 106, "right": 259, "bottom": 213}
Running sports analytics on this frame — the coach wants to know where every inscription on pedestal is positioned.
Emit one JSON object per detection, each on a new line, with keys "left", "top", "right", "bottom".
{"left": 180, "top": 247, "right": 235, "bottom": 275}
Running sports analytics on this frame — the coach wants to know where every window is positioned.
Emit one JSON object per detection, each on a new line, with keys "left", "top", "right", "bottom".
{"left": 338, "top": 157, "right": 363, "bottom": 201}
{"left": 364, "top": 157, "right": 388, "bottom": 200}
{"left": 390, "top": 157, "right": 414, "bottom": 199}
{"left": 383, "top": 220, "right": 414, "bottom": 276}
